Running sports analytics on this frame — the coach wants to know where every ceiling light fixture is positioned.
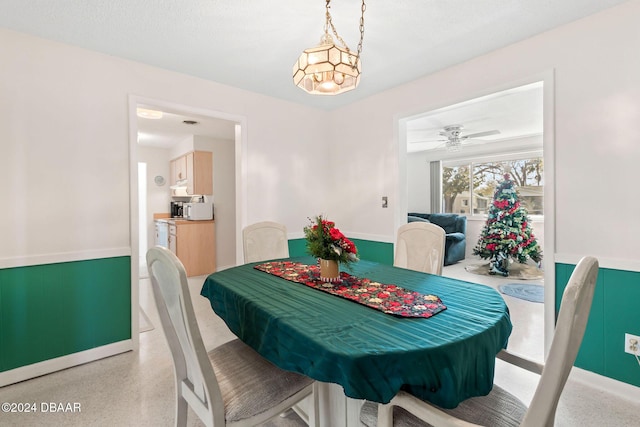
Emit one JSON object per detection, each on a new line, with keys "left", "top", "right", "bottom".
{"left": 136, "top": 107, "right": 163, "bottom": 120}
{"left": 445, "top": 126, "right": 463, "bottom": 152}
{"left": 445, "top": 138, "right": 463, "bottom": 152}
{"left": 293, "top": 0, "right": 366, "bottom": 95}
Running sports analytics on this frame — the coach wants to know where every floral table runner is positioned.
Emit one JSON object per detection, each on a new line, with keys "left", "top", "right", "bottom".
{"left": 254, "top": 261, "right": 446, "bottom": 318}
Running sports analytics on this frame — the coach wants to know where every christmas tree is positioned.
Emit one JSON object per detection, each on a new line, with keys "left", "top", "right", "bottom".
{"left": 473, "top": 174, "right": 542, "bottom": 276}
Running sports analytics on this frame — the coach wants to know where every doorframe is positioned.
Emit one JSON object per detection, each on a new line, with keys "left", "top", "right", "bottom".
{"left": 128, "top": 95, "right": 248, "bottom": 350}
{"left": 395, "top": 69, "right": 556, "bottom": 357}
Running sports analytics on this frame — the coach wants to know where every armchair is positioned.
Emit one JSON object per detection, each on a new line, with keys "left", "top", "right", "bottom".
{"left": 407, "top": 213, "right": 467, "bottom": 265}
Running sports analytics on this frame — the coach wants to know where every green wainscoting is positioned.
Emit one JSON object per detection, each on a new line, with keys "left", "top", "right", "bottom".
{"left": 0, "top": 256, "right": 131, "bottom": 372}
{"left": 289, "top": 238, "right": 394, "bottom": 265}
{"left": 556, "top": 263, "right": 640, "bottom": 388}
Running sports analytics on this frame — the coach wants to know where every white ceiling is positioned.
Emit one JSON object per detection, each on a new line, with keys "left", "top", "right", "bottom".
{"left": 136, "top": 106, "right": 236, "bottom": 148}
{"left": 406, "top": 81, "right": 543, "bottom": 153}
{"left": 0, "top": 0, "right": 629, "bottom": 111}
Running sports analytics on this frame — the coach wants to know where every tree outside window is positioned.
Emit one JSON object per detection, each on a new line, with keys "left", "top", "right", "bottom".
{"left": 442, "top": 157, "right": 543, "bottom": 216}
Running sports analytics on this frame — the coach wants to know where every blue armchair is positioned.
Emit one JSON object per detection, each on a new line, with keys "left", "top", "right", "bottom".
{"left": 407, "top": 213, "right": 467, "bottom": 265}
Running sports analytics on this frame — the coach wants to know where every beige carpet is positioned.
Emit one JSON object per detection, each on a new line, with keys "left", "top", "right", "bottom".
{"left": 465, "top": 262, "right": 544, "bottom": 280}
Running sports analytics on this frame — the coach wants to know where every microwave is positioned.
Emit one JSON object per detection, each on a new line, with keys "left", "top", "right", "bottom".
{"left": 183, "top": 202, "right": 213, "bottom": 220}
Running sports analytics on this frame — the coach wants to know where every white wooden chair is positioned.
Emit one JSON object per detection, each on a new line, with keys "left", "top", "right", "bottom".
{"left": 361, "top": 256, "right": 599, "bottom": 427}
{"left": 146, "top": 246, "right": 317, "bottom": 427}
{"left": 394, "top": 222, "right": 446, "bottom": 275}
{"left": 242, "top": 221, "right": 289, "bottom": 263}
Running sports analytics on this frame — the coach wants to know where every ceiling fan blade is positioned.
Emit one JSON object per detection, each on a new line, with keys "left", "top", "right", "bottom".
{"left": 462, "top": 130, "right": 500, "bottom": 139}
{"left": 409, "top": 138, "right": 447, "bottom": 144}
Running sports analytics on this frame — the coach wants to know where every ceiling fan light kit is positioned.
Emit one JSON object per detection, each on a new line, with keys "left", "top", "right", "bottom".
{"left": 293, "top": 0, "right": 366, "bottom": 95}
{"left": 442, "top": 125, "right": 464, "bottom": 151}
{"left": 440, "top": 124, "right": 501, "bottom": 151}
{"left": 445, "top": 139, "right": 463, "bottom": 151}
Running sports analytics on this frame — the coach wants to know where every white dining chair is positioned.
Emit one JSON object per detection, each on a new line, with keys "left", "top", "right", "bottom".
{"left": 394, "top": 222, "right": 446, "bottom": 275}
{"left": 360, "top": 256, "right": 600, "bottom": 427}
{"left": 242, "top": 221, "right": 289, "bottom": 263}
{"left": 146, "top": 246, "right": 317, "bottom": 427}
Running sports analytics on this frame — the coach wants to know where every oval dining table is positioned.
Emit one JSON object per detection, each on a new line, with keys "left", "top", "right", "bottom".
{"left": 200, "top": 256, "right": 512, "bottom": 427}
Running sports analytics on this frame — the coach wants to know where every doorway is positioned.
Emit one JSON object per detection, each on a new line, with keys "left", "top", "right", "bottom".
{"left": 138, "top": 162, "right": 148, "bottom": 278}
{"left": 397, "top": 75, "right": 556, "bottom": 361}
{"left": 128, "top": 96, "right": 248, "bottom": 350}
{"left": 135, "top": 106, "right": 239, "bottom": 269}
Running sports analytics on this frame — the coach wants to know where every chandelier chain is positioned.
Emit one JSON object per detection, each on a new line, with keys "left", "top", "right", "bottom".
{"left": 324, "top": 0, "right": 366, "bottom": 60}
{"left": 357, "top": 0, "right": 366, "bottom": 58}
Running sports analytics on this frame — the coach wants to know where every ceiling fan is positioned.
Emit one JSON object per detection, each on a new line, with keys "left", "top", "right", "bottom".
{"left": 439, "top": 124, "right": 500, "bottom": 151}
{"left": 411, "top": 124, "right": 501, "bottom": 151}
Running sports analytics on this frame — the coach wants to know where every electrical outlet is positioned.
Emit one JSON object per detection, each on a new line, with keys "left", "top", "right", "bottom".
{"left": 382, "top": 196, "right": 388, "bottom": 208}
{"left": 625, "top": 333, "right": 640, "bottom": 355}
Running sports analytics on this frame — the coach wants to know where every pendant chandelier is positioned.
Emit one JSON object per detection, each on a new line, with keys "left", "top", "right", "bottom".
{"left": 292, "top": 0, "right": 366, "bottom": 95}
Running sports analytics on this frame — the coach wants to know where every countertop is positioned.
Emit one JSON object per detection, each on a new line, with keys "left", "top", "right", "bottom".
{"left": 154, "top": 213, "right": 214, "bottom": 224}
{"left": 155, "top": 218, "right": 214, "bottom": 224}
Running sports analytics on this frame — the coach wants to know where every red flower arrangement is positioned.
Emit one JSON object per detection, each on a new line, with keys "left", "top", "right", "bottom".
{"left": 304, "top": 215, "right": 359, "bottom": 265}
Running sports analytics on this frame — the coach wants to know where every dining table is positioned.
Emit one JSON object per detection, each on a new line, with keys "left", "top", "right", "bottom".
{"left": 200, "top": 256, "right": 512, "bottom": 426}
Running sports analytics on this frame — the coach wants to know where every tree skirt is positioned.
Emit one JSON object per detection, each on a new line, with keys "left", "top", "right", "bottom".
{"left": 498, "top": 283, "right": 544, "bottom": 303}
{"left": 465, "top": 262, "right": 544, "bottom": 280}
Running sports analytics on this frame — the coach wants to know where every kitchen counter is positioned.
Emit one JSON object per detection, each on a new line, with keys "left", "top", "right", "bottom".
{"left": 156, "top": 218, "right": 215, "bottom": 224}
{"left": 153, "top": 216, "right": 216, "bottom": 276}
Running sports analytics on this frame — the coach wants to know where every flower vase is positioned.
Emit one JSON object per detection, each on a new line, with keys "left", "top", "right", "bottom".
{"left": 319, "top": 258, "right": 340, "bottom": 282}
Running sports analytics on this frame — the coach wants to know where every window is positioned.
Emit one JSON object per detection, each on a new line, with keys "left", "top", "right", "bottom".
{"left": 442, "top": 156, "right": 544, "bottom": 217}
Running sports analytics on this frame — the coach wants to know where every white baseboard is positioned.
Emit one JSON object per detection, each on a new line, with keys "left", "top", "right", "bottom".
{"left": 571, "top": 367, "right": 640, "bottom": 404}
{"left": 0, "top": 340, "right": 133, "bottom": 387}
{"left": 555, "top": 253, "right": 640, "bottom": 272}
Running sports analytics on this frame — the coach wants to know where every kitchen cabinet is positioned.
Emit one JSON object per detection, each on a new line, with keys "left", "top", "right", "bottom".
{"left": 168, "top": 223, "right": 177, "bottom": 255}
{"left": 186, "top": 151, "right": 213, "bottom": 195}
{"left": 168, "top": 220, "right": 215, "bottom": 277}
{"left": 170, "top": 151, "right": 212, "bottom": 195}
{"left": 170, "top": 155, "right": 187, "bottom": 186}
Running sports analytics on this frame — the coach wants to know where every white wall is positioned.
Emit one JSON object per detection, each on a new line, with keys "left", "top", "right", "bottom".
{"left": 406, "top": 151, "right": 431, "bottom": 213}
{"left": 2, "top": 0, "right": 639, "bottom": 272}
{"left": 169, "top": 135, "right": 195, "bottom": 160}
{"left": 0, "top": 27, "right": 329, "bottom": 266}
{"left": 193, "top": 136, "right": 236, "bottom": 271}
{"left": 327, "top": 0, "right": 640, "bottom": 270}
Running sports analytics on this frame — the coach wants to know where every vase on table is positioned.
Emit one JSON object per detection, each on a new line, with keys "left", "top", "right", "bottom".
{"left": 319, "top": 258, "right": 340, "bottom": 282}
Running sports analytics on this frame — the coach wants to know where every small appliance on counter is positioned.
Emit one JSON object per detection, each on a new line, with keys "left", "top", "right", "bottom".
{"left": 170, "top": 201, "right": 184, "bottom": 218}
{"left": 183, "top": 201, "right": 213, "bottom": 220}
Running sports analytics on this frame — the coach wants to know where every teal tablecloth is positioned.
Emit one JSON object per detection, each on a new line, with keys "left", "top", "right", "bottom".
{"left": 200, "top": 257, "right": 512, "bottom": 408}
